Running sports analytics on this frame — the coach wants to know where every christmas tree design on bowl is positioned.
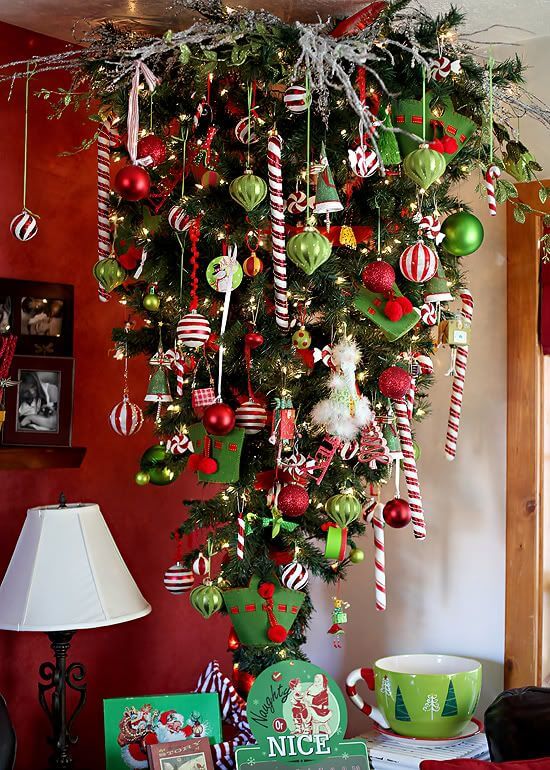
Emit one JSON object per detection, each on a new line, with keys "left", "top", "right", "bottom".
{"left": 222, "top": 574, "right": 305, "bottom": 646}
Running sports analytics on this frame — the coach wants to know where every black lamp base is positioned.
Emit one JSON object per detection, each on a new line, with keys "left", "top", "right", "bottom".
{"left": 38, "top": 631, "right": 87, "bottom": 770}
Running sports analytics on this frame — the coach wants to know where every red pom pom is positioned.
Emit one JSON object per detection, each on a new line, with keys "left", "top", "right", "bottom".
{"left": 258, "top": 581, "right": 275, "bottom": 599}
{"left": 428, "top": 139, "right": 445, "bottom": 153}
{"left": 187, "top": 453, "right": 202, "bottom": 472}
{"left": 361, "top": 260, "right": 395, "bottom": 293}
{"left": 198, "top": 457, "right": 218, "bottom": 475}
{"left": 114, "top": 165, "right": 151, "bottom": 201}
{"left": 378, "top": 366, "right": 412, "bottom": 400}
{"left": 267, "top": 624, "right": 288, "bottom": 643}
{"left": 396, "top": 296, "right": 413, "bottom": 314}
{"left": 441, "top": 135, "right": 458, "bottom": 154}
{"left": 384, "top": 299, "right": 403, "bottom": 321}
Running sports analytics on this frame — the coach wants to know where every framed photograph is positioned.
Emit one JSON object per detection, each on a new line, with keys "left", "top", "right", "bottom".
{"left": 1, "top": 356, "right": 74, "bottom": 447}
{"left": 103, "top": 692, "right": 222, "bottom": 770}
{"left": 0, "top": 278, "right": 74, "bottom": 356}
{"left": 148, "top": 737, "right": 215, "bottom": 770}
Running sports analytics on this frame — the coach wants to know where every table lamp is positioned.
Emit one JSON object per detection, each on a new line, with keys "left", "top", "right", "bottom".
{"left": 0, "top": 496, "right": 151, "bottom": 770}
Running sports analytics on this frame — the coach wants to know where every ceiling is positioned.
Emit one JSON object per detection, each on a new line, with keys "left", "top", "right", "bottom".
{"left": 0, "top": 0, "right": 549, "bottom": 45}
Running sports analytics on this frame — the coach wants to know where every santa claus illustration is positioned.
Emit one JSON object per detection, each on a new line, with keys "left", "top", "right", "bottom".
{"left": 155, "top": 710, "right": 193, "bottom": 743}
{"left": 304, "top": 674, "right": 332, "bottom": 735}
{"left": 118, "top": 705, "right": 159, "bottom": 769}
{"left": 289, "top": 678, "right": 309, "bottom": 735}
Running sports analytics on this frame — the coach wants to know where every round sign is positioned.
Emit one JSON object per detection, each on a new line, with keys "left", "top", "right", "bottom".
{"left": 246, "top": 660, "right": 348, "bottom": 752}
{"left": 206, "top": 256, "right": 243, "bottom": 293}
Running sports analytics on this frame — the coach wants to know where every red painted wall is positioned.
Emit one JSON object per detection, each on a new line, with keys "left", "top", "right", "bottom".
{"left": 0, "top": 22, "right": 230, "bottom": 769}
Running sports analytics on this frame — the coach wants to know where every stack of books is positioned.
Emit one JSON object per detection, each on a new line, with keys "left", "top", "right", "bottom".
{"left": 361, "top": 727, "right": 490, "bottom": 769}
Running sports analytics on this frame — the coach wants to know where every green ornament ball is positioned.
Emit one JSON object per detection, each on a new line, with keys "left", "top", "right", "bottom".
{"left": 441, "top": 211, "right": 484, "bottom": 256}
{"left": 190, "top": 583, "right": 224, "bottom": 618}
{"left": 325, "top": 493, "right": 362, "bottom": 527}
{"left": 143, "top": 291, "right": 160, "bottom": 312}
{"left": 292, "top": 326, "right": 312, "bottom": 350}
{"left": 135, "top": 471, "right": 150, "bottom": 486}
{"left": 403, "top": 144, "right": 446, "bottom": 190}
{"left": 140, "top": 444, "right": 179, "bottom": 486}
{"left": 92, "top": 257, "right": 126, "bottom": 293}
{"left": 229, "top": 170, "right": 267, "bottom": 211}
{"left": 349, "top": 548, "right": 365, "bottom": 564}
{"left": 287, "top": 227, "right": 332, "bottom": 275}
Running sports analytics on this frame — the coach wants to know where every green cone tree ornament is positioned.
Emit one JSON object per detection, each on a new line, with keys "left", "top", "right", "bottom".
{"left": 92, "top": 257, "right": 126, "bottom": 292}
{"left": 287, "top": 226, "right": 332, "bottom": 275}
{"left": 229, "top": 169, "right": 267, "bottom": 211}
{"left": 403, "top": 144, "right": 446, "bottom": 190}
{"left": 441, "top": 211, "right": 484, "bottom": 256}
{"left": 190, "top": 582, "right": 224, "bottom": 618}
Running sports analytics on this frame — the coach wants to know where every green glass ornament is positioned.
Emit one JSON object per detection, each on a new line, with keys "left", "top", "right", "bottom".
{"left": 92, "top": 257, "right": 126, "bottom": 292}
{"left": 325, "top": 493, "right": 361, "bottom": 527}
{"left": 292, "top": 326, "right": 311, "bottom": 350}
{"left": 135, "top": 471, "right": 150, "bottom": 486}
{"left": 190, "top": 583, "right": 224, "bottom": 618}
{"left": 403, "top": 144, "right": 446, "bottom": 190}
{"left": 140, "top": 444, "right": 178, "bottom": 486}
{"left": 143, "top": 291, "right": 160, "bottom": 312}
{"left": 287, "top": 226, "right": 332, "bottom": 275}
{"left": 229, "top": 170, "right": 267, "bottom": 211}
{"left": 441, "top": 211, "right": 484, "bottom": 256}
{"left": 349, "top": 547, "right": 365, "bottom": 564}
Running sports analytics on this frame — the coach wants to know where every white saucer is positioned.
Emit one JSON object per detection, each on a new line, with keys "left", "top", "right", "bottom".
{"left": 373, "top": 718, "right": 482, "bottom": 746}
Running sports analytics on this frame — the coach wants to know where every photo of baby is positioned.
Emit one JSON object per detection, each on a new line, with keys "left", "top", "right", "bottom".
{"left": 16, "top": 370, "right": 60, "bottom": 433}
{"left": 20, "top": 297, "right": 64, "bottom": 337}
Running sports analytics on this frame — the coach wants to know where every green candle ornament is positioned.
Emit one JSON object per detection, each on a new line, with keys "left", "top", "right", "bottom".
{"left": 229, "top": 169, "right": 267, "bottom": 211}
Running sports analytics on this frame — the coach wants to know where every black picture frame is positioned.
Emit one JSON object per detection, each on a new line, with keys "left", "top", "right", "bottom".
{"left": 1, "top": 356, "right": 75, "bottom": 447}
{"left": 0, "top": 278, "right": 74, "bottom": 357}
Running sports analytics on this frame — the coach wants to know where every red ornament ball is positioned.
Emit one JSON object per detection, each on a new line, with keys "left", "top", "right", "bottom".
{"left": 136, "top": 135, "right": 167, "bottom": 167}
{"left": 267, "top": 624, "right": 288, "bottom": 643}
{"left": 378, "top": 366, "right": 412, "bottom": 400}
{"left": 114, "top": 165, "right": 151, "bottom": 201}
{"left": 277, "top": 484, "right": 310, "bottom": 518}
{"left": 243, "top": 253, "right": 264, "bottom": 276}
{"left": 201, "top": 170, "right": 220, "bottom": 188}
{"left": 383, "top": 498, "right": 412, "bottom": 528}
{"left": 361, "top": 260, "right": 395, "bottom": 293}
{"left": 163, "top": 564, "right": 194, "bottom": 595}
{"left": 244, "top": 331, "right": 264, "bottom": 349}
{"left": 202, "top": 402, "right": 236, "bottom": 436}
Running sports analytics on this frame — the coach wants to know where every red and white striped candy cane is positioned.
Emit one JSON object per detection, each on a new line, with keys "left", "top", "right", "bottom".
{"left": 373, "top": 502, "right": 386, "bottom": 611}
{"left": 394, "top": 398, "right": 426, "bottom": 539}
{"left": 406, "top": 353, "right": 434, "bottom": 420}
{"left": 165, "top": 348, "right": 186, "bottom": 396}
{"left": 445, "top": 290, "right": 474, "bottom": 460}
{"left": 236, "top": 512, "right": 245, "bottom": 560}
{"left": 267, "top": 133, "right": 290, "bottom": 332}
{"left": 485, "top": 164, "right": 501, "bottom": 216}
{"left": 97, "top": 119, "right": 115, "bottom": 302}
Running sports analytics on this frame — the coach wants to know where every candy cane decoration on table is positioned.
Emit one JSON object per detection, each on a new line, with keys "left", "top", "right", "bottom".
{"left": 445, "top": 290, "right": 474, "bottom": 460}
{"left": 485, "top": 165, "right": 501, "bottom": 217}
{"left": 267, "top": 132, "right": 290, "bottom": 331}
{"left": 96, "top": 119, "right": 115, "bottom": 302}
{"left": 373, "top": 502, "right": 386, "bottom": 611}
{"left": 394, "top": 398, "right": 426, "bottom": 539}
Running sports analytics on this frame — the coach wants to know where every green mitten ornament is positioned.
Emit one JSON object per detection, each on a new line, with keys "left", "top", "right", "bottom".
{"left": 403, "top": 144, "right": 446, "bottom": 190}
{"left": 287, "top": 226, "right": 332, "bottom": 274}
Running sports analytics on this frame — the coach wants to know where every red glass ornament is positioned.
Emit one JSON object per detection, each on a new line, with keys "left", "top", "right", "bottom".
{"left": 202, "top": 402, "right": 236, "bottom": 436}
{"left": 378, "top": 366, "right": 412, "bottom": 400}
{"left": 136, "top": 135, "right": 167, "bottom": 167}
{"left": 245, "top": 331, "right": 264, "bottom": 349}
{"left": 277, "top": 484, "right": 310, "bottom": 518}
{"left": 114, "top": 165, "right": 151, "bottom": 201}
{"left": 117, "top": 244, "right": 143, "bottom": 271}
{"left": 361, "top": 260, "right": 395, "bottom": 293}
{"left": 383, "top": 497, "right": 412, "bottom": 528}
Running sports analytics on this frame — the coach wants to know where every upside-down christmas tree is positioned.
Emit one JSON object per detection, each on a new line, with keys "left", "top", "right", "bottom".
{"left": 27, "top": 0, "right": 549, "bottom": 688}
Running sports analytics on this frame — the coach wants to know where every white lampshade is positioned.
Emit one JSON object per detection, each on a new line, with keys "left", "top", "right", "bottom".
{"left": 0, "top": 503, "right": 151, "bottom": 632}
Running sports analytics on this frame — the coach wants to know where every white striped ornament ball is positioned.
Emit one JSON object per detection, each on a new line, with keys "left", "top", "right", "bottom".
{"left": 281, "top": 561, "right": 309, "bottom": 590}
{"left": 164, "top": 564, "right": 195, "bottom": 595}
{"left": 399, "top": 241, "right": 438, "bottom": 283}
{"left": 10, "top": 210, "right": 38, "bottom": 241}
{"left": 168, "top": 204, "right": 192, "bottom": 233}
{"left": 284, "top": 85, "right": 311, "bottom": 114}
{"left": 192, "top": 553, "right": 209, "bottom": 576}
{"left": 235, "top": 116, "right": 258, "bottom": 145}
{"left": 109, "top": 397, "right": 144, "bottom": 436}
{"left": 234, "top": 400, "right": 268, "bottom": 435}
{"left": 177, "top": 312, "right": 211, "bottom": 349}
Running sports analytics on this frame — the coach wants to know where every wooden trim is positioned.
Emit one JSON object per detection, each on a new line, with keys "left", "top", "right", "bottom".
{"left": 505, "top": 181, "right": 549, "bottom": 688}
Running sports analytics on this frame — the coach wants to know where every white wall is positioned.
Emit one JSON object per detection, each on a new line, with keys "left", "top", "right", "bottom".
{"left": 307, "top": 36, "right": 550, "bottom": 736}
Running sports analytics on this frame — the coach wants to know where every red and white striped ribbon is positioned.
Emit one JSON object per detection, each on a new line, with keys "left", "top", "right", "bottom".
{"left": 394, "top": 398, "right": 426, "bottom": 539}
{"left": 97, "top": 119, "right": 115, "bottom": 302}
{"left": 267, "top": 133, "right": 290, "bottom": 331}
{"left": 445, "top": 290, "right": 474, "bottom": 460}
{"left": 127, "top": 61, "right": 160, "bottom": 164}
{"left": 373, "top": 502, "right": 386, "bottom": 611}
{"left": 485, "top": 164, "right": 501, "bottom": 217}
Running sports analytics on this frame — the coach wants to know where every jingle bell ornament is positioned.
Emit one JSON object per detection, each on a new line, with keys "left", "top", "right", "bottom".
{"left": 202, "top": 402, "right": 236, "bottom": 436}
{"left": 277, "top": 484, "right": 309, "bottom": 518}
{"left": 349, "top": 548, "right": 365, "bottom": 564}
{"left": 177, "top": 312, "right": 211, "bottom": 349}
{"left": 280, "top": 561, "right": 309, "bottom": 590}
{"left": 164, "top": 564, "right": 194, "bottom": 595}
{"left": 114, "top": 165, "right": 151, "bottom": 201}
{"left": 383, "top": 497, "right": 412, "bottom": 528}
{"left": 10, "top": 210, "right": 38, "bottom": 241}
{"left": 378, "top": 366, "right": 412, "bottom": 400}
{"left": 235, "top": 400, "right": 268, "bottom": 435}
{"left": 143, "top": 289, "right": 160, "bottom": 312}
{"left": 403, "top": 144, "right": 446, "bottom": 190}
{"left": 136, "top": 135, "right": 167, "bottom": 167}
{"left": 190, "top": 582, "right": 223, "bottom": 618}
{"left": 292, "top": 326, "right": 312, "bottom": 350}
{"left": 93, "top": 258, "right": 126, "bottom": 293}
{"left": 229, "top": 170, "right": 267, "bottom": 212}
{"left": 242, "top": 253, "right": 264, "bottom": 276}
{"left": 441, "top": 211, "right": 484, "bottom": 256}
{"left": 361, "top": 260, "right": 395, "bottom": 293}
{"left": 287, "top": 226, "right": 332, "bottom": 275}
